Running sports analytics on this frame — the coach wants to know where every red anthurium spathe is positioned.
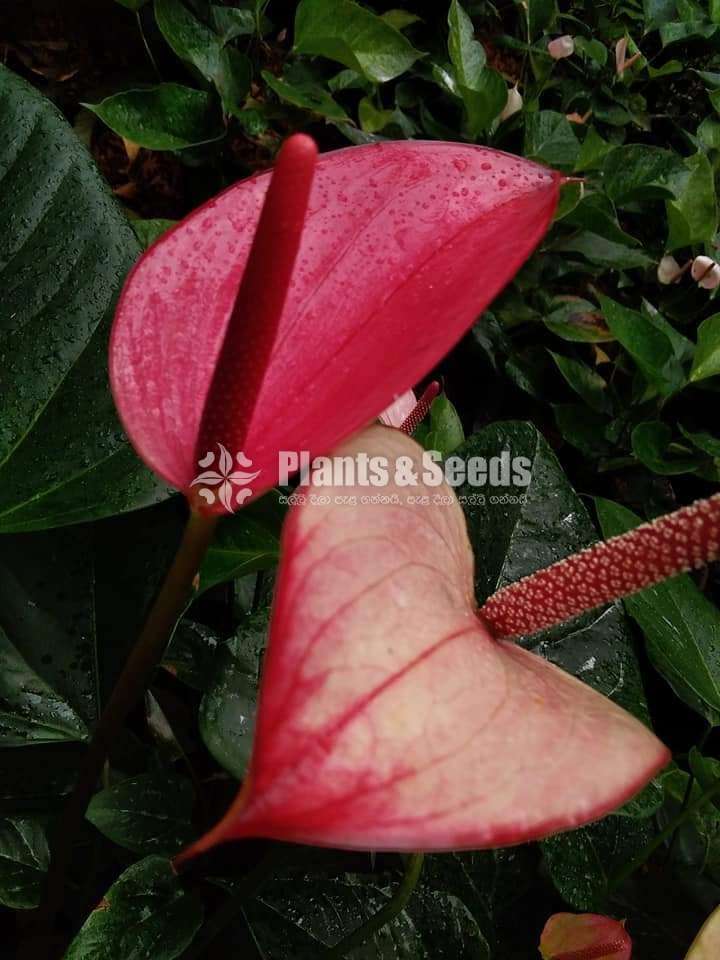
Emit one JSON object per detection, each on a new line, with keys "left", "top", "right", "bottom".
{"left": 175, "top": 425, "right": 668, "bottom": 862}
{"left": 540, "top": 913, "right": 632, "bottom": 960}
{"left": 111, "top": 139, "right": 560, "bottom": 510}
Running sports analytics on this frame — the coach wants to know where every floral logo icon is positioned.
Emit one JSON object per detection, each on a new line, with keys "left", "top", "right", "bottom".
{"left": 191, "top": 444, "right": 260, "bottom": 513}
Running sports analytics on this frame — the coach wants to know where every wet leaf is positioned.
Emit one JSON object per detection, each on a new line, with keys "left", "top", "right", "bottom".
{"left": 691, "top": 314, "right": 720, "bottom": 383}
{"left": 65, "top": 856, "right": 203, "bottom": 960}
{"left": 0, "top": 66, "right": 165, "bottom": 532}
{"left": 0, "top": 817, "right": 49, "bottom": 909}
{"left": 86, "top": 771, "right": 195, "bottom": 856}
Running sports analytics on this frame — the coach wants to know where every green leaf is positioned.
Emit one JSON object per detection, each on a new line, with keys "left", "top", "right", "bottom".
{"left": 0, "top": 818, "right": 49, "bottom": 909}
{"left": 631, "top": 421, "right": 702, "bottom": 474}
{"left": 447, "top": 0, "right": 505, "bottom": 135}
{"left": 115, "top": 0, "right": 151, "bottom": 9}
{"left": 527, "top": 0, "right": 558, "bottom": 38}
{"left": 0, "top": 625, "right": 88, "bottom": 746}
{"left": 542, "top": 816, "right": 653, "bottom": 910}
{"left": 422, "top": 394, "right": 465, "bottom": 458}
{"left": 598, "top": 295, "right": 686, "bottom": 397}
{"left": 679, "top": 424, "right": 720, "bottom": 457}
{"left": 575, "top": 36, "right": 608, "bottom": 66}
{"left": 698, "top": 116, "right": 720, "bottom": 148}
{"left": 549, "top": 351, "right": 612, "bottom": 412}
{"left": 199, "top": 494, "right": 283, "bottom": 592}
{"left": 666, "top": 152, "right": 717, "bottom": 250}
{"left": 85, "top": 84, "right": 223, "bottom": 150}
{"left": 132, "top": 218, "right": 176, "bottom": 248}
{"left": 358, "top": 96, "right": 395, "bottom": 132}
{"left": 575, "top": 126, "right": 615, "bottom": 171}
{"left": 597, "top": 498, "right": 720, "bottom": 726}
{"left": 155, "top": 0, "right": 251, "bottom": 116}
{"left": 382, "top": 9, "right": 422, "bottom": 30}
{"left": 661, "top": 20, "right": 717, "bottom": 45}
{"left": 690, "top": 313, "right": 720, "bottom": 382}
{"left": 65, "top": 857, "right": 203, "bottom": 960}
{"left": 263, "top": 70, "right": 349, "bottom": 121}
{"left": 554, "top": 404, "right": 614, "bottom": 457}
{"left": 163, "top": 619, "right": 220, "bottom": 691}
{"left": 210, "top": 5, "right": 260, "bottom": 41}
{"left": 86, "top": 772, "right": 195, "bottom": 856}
{"left": 553, "top": 232, "right": 653, "bottom": 270}
{"left": 0, "top": 66, "right": 168, "bottom": 532}
{"left": 199, "top": 611, "right": 267, "bottom": 779}
{"left": 603, "top": 144, "right": 682, "bottom": 203}
{"left": 523, "top": 111, "right": 579, "bottom": 169}
{"left": 563, "top": 192, "right": 640, "bottom": 247}
{"left": 644, "top": 0, "right": 678, "bottom": 30}
{"left": 544, "top": 299, "right": 614, "bottom": 343}
{"left": 456, "top": 422, "right": 651, "bottom": 723}
{"left": 294, "top": 0, "right": 422, "bottom": 83}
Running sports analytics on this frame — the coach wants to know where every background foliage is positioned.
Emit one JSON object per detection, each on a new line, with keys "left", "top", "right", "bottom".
{"left": 3, "top": 0, "right": 720, "bottom": 955}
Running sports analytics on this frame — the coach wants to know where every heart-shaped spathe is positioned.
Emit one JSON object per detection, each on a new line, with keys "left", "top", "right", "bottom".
{"left": 179, "top": 426, "right": 669, "bottom": 859}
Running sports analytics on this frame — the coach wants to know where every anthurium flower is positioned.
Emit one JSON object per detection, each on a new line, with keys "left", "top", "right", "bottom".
{"left": 378, "top": 382, "right": 440, "bottom": 433}
{"left": 540, "top": 913, "right": 632, "bottom": 960}
{"left": 111, "top": 137, "right": 561, "bottom": 512}
{"left": 686, "top": 903, "right": 720, "bottom": 959}
{"left": 175, "top": 425, "right": 669, "bottom": 862}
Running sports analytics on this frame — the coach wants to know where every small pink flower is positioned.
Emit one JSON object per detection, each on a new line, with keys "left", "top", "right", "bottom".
{"left": 540, "top": 913, "right": 632, "bottom": 960}
{"left": 692, "top": 255, "right": 720, "bottom": 290}
{"left": 548, "top": 35, "right": 575, "bottom": 59}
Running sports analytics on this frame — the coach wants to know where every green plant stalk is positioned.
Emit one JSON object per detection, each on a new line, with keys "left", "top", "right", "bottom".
{"left": 610, "top": 778, "right": 720, "bottom": 891}
{"left": 323, "top": 853, "right": 425, "bottom": 959}
{"left": 38, "top": 509, "right": 219, "bottom": 933}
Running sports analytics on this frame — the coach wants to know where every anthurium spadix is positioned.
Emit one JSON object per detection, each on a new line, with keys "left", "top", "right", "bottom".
{"left": 111, "top": 136, "right": 561, "bottom": 509}
{"left": 176, "top": 425, "right": 670, "bottom": 862}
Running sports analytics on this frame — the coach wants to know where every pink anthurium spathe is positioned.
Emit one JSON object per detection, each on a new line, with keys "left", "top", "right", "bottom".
{"left": 175, "top": 425, "right": 669, "bottom": 862}
{"left": 111, "top": 137, "right": 561, "bottom": 511}
{"left": 540, "top": 913, "right": 632, "bottom": 960}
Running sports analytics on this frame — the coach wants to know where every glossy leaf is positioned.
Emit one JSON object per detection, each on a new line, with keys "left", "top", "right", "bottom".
{"left": 691, "top": 314, "right": 720, "bottom": 383}
{"left": 666, "top": 152, "right": 717, "bottom": 251}
{"left": 524, "top": 111, "right": 580, "bottom": 169}
{"left": 65, "top": 857, "right": 203, "bottom": 960}
{"left": 155, "top": 0, "right": 251, "bottom": 116}
{"left": 631, "top": 421, "right": 701, "bottom": 475}
{"left": 178, "top": 426, "right": 667, "bottom": 861}
{"left": 86, "top": 772, "right": 195, "bottom": 856}
{"left": 199, "top": 611, "right": 267, "bottom": 779}
{"left": 112, "top": 140, "right": 561, "bottom": 502}
{"left": 597, "top": 498, "right": 720, "bottom": 725}
{"left": 85, "top": 84, "right": 223, "bottom": 150}
{"left": 527, "top": 0, "right": 558, "bottom": 38}
{"left": 262, "top": 69, "right": 350, "bottom": 121}
{"left": 0, "top": 818, "right": 49, "bottom": 909}
{"left": 448, "top": 0, "right": 506, "bottom": 136}
{"left": 544, "top": 298, "right": 613, "bottom": 343}
{"left": 603, "top": 144, "right": 681, "bottom": 203}
{"left": 132, "top": 218, "right": 177, "bottom": 249}
{"left": 0, "top": 65, "right": 165, "bottom": 532}
{"left": 550, "top": 351, "right": 612, "bottom": 412}
{"left": 294, "top": 0, "right": 421, "bottom": 83}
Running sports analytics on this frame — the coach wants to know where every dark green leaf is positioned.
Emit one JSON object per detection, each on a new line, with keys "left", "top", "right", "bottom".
{"left": 115, "top": 0, "right": 151, "bottom": 9}
{"left": 666, "top": 152, "right": 717, "bottom": 250}
{"left": 163, "top": 619, "right": 220, "bottom": 691}
{"left": 575, "top": 126, "right": 614, "bottom": 171}
{"left": 448, "top": 0, "right": 506, "bottom": 135}
{"left": 382, "top": 9, "right": 422, "bottom": 31}
{"left": 65, "top": 857, "right": 203, "bottom": 960}
{"left": 544, "top": 299, "right": 613, "bottom": 343}
{"left": 199, "top": 495, "right": 282, "bottom": 592}
{"left": 644, "top": 0, "right": 678, "bottom": 30}
{"left": 599, "top": 294, "right": 686, "bottom": 397}
{"left": 690, "top": 314, "right": 720, "bottom": 383}
{"left": 86, "top": 772, "right": 195, "bottom": 856}
{"left": 554, "top": 404, "right": 614, "bottom": 457}
{"left": 294, "top": 0, "right": 422, "bottom": 83}
{"left": 0, "top": 817, "right": 49, "bottom": 909}
{"left": 603, "top": 144, "right": 682, "bottom": 203}
{"left": 199, "top": 611, "right": 267, "bottom": 779}
{"left": 553, "top": 232, "right": 653, "bottom": 269}
{"left": 631, "top": 421, "right": 702, "bottom": 474}
{"left": 85, "top": 84, "right": 223, "bottom": 150}
{"left": 549, "top": 351, "right": 612, "bottom": 412}
{"left": 527, "top": 0, "right": 558, "bottom": 38}
{"left": 155, "top": 0, "right": 251, "bottom": 115}
{"left": 263, "top": 70, "right": 349, "bottom": 120}
{"left": 422, "top": 394, "right": 465, "bottom": 458}
{"left": 524, "top": 110, "right": 580, "bottom": 169}
{"left": 0, "top": 66, "right": 168, "bottom": 532}
{"left": 597, "top": 498, "right": 720, "bottom": 725}
{"left": 210, "top": 5, "right": 259, "bottom": 40}
{"left": 131, "top": 218, "right": 176, "bottom": 249}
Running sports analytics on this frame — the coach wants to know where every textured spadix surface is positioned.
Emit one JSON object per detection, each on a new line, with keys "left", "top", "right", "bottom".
{"left": 179, "top": 426, "right": 668, "bottom": 859}
{"left": 111, "top": 141, "right": 560, "bottom": 500}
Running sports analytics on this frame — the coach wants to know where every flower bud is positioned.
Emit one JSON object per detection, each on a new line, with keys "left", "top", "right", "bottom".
{"left": 540, "top": 913, "right": 632, "bottom": 960}
{"left": 548, "top": 35, "right": 575, "bottom": 59}
{"left": 657, "top": 255, "right": 680, "bottom": 285}
{"left": 500, "top": 85, "right": 523, "bottom": 122}
{"left": 692, "top": 255, "right": 720, "bottom": 290}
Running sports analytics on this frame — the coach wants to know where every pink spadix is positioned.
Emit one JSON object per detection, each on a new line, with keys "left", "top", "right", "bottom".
{"left": 481, "top": 494, "right": 720, "bottom": 638}
{"left": 110, "top": 138, "right": 561, "bottom": 510}
{"left": 175, "top": 426, "right": 670, "bottom": 863}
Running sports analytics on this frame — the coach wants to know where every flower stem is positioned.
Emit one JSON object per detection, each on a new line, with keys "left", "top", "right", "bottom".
{"left": 609, "top": 778, "right": 720, "bottom": 892}
{"left": 323, "top": 853, "right": 425, "bottom": 959}
{"left": 38, "top": 509, "right": 219, "bottom": 934}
